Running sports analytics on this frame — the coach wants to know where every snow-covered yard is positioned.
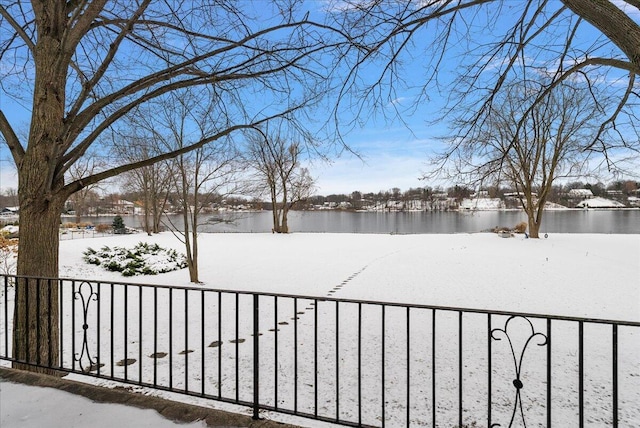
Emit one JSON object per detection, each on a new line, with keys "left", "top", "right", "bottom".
{"left": 1, "top": 232, "right": 639, "bottom": 427}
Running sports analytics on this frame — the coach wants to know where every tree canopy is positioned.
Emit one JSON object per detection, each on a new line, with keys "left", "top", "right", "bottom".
{"left": 332, "top": 0, "right": 640, "bottom": 172}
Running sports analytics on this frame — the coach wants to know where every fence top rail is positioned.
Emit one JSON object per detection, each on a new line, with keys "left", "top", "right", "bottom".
{"left": 3, "top": 274, "right": 639, "bottom": 327}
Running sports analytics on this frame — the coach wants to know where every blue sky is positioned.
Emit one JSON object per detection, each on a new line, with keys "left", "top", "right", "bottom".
{"left": 1, "top": 1, "right": 639, "bottom": 196}
{"left": 0, "top": 1, "right": 450, "bottom": 196}
{"left": 0, "top": 110, "right": 438, "bottom": 197}
{"left": 0, "top": 79, "right": 441, "bottom": 196}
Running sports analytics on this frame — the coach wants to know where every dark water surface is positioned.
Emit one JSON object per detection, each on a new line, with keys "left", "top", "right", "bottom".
{"left": 82, "top": 209, "right": 640, "bottom": 234}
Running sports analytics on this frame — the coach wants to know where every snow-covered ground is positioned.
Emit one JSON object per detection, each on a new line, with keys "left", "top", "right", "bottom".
{"left": 58, "top": 232, "right": 639, "bottom": 320}
{"left": 0, "top": 381, "right": 207, "bottom": 428}
{"left": 1, "top": 232, "right": 639, "bottom": 427}
{"left": 576, "top": 197, "right": 627, "bottom": 209}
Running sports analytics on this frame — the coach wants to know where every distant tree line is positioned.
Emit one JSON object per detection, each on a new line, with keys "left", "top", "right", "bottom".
{"left": 304, "top": 180, "right": 640, "bottom": 210}
{"left": 7, "top": 178, "right": 635, "bottom": 216}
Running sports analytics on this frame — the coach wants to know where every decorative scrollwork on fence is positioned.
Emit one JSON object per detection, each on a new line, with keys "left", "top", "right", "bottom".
{"left": 73, "top": 281, "right": 99, "bottom": 372}
{"left": 491, "top": 316, "right": 548, "bottom": 428}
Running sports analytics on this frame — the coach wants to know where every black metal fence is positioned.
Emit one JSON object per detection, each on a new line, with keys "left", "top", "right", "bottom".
{"left": 1, "top": 274, "right": 638, "bottom": 427}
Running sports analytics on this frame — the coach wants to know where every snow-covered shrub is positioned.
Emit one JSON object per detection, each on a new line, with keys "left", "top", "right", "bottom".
{"left": 82, "top": 242, "right": 187, "bottom": 276}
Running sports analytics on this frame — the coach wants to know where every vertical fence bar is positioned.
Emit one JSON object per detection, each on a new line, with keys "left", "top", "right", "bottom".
{"left": 579, "top": 321, "right": 584, "bottom": 428}
{"left": 201, "top": 289, "right": 205, "bottom": 396}
{"left": 3, "top": 276, "right": 7, "bottom": 357}
{"left": 169, "top": 288, "right": 173, "bottom": 389}
{"left": 335, "top": 301, "right": 340, "bottom": 422}
{"left": 235, "top": 292, "right": 239, "bottom": 402}
{"left": 47, "top": 278, "right": 53, "bottom": 368}
{"left": 432, "top": 309, "right": 436, "bottom": 427}
{"left": 217, "top": 292, "right": 222, "bottom": 398}
{"left": 547, "top": 319, "right": 552, "bottom": 427}
{"left": 274, "top": 296, "right": 278, "bottom": 408}
{"left": 358, "top": 302, "right": 363, "bottom": 427}
{"left": 96, "top": 282, "right": 101, "bottom": 376}
{"left": 459, "top": 311, "right": 463, "bottom": 428}
{"left": 153, "top": 286, "right": 158, "bottom": 387}
{"left": 381, "top": 305, "right": 386, "bottom": 428}
{"left": 612, "top": 324, "right": 618, "bottom": 428}
{"left": 48, "top": 279, "right": 54, "bottom": 368}
{"left": 71, "top": 280, "right": 75, "bottom": 371}
{"left": 185, "top": 289, "right": 189, "bottom": 392}
{"left": 26, "top": 279, "right": 31, "bottom": 363}
{"left": 124, "top": 284, "right": 129, "bottom": 380}
{"left": 253, "top": 294, "right": 260, "bottom": 420}
{"left": 36, "top": 278, "right": 40, "bottom": 365}
{"left": 138, "top": 284, "right": 143, "bottom": 384}
{"left": 110, "top": 284, "right": 114, "bottom": 378}
{"left": 488, "top": 314, "right": 492, "bottom": 428}
{"left": 294, "top": 297, "right": 298, "bottom": 413}
{"left": 406, "top": 306, "right": 410, "bottom": 427}
{"left": 314, "top": 298, "right": 318, "bottom": 418}
{"left": 60, "top": 279, "right": 64, "bottom": 370}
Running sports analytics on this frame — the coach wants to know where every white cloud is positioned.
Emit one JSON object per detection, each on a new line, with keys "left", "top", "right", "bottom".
{"left": 307, "top": 153, "right": 429, "bottom": 195}
{"left": 0, "top": 160, "right": 18, "bottom": 192}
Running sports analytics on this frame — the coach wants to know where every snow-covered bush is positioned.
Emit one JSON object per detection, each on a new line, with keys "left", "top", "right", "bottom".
{"left": 83, "top": 242, "right": 187, "bottom": 276}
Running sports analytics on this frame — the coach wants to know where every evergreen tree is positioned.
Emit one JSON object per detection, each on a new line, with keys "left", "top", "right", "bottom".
{"left": 112, "top": 215, "right": 125, "bottom": 233}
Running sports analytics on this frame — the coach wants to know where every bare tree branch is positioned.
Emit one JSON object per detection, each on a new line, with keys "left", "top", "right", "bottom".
{"left": 0, "top": 4, "right": 34, "bottom": 52}
{"left": 0, "top": 109, "right": 24, "bottom": 165}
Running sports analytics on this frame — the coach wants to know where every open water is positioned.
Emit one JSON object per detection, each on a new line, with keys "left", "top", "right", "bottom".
{"left": 82, "top": 209, "right": 640, "bottom": 234}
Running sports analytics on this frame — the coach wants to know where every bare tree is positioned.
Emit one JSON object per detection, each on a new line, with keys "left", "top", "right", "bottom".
{"left": 66, "top": 156, "right": 104, "bottom": 223}
{"left": 159, "top": 90, "right": 238, "bottom": 283}
{"left": 332, "top": 0, "right": 640, "bottom": 167}
{"left": 1, "top": 188, "right": 18, "bottom": 208}
{"left": 245, "top": 131, "right": 315, "bottom": 233}
{"left": 442, "top": 81, "right": 605, "bottom": 237}
{"left": 0, "top": 1, "right": 343, "bottom": 373}
{"left": 115, "top": 134, "right": 174, "bottom": 235}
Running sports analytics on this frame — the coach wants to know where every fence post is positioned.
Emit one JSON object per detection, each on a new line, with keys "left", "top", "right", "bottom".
{"left": 253, "top": 294, "right": 260, "bottom": 420}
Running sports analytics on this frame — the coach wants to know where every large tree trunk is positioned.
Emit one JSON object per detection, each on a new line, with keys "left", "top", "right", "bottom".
{"left": 520, "top": 197, "right": 539, "bottom": 238}
{"left": 280, "top": 201, "right": 289, "bottom": 234}
{"left": 13, "top": 3, "right": 69, "bottom": 374}
{"left": 271, "top": 199, "right": 282, "bottom": 233}
{"left": 13, "top": 195, "right": 65, "bottom": 375}
{"left": 527, "top": 215, "right": 541, "bottom": 239}
{"left": 524, "top": 200, "right": 546, "bottom": 239}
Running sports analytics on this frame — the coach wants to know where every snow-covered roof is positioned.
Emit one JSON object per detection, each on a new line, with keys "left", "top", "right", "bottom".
{"left": 575, "top": 197, "right": 625, "bottom": 208}
{"left": 568, "top": 188, "right": 594, "bottom": 197}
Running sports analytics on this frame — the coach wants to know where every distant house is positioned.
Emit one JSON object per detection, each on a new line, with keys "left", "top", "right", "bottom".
{"left": 503, "top": 192, "right": 538, "bottom": 198}
{"left": 471, "top": 190, "right": 490, "bottom": 199}
{"left": 0, "top": 206, "right": 19, "bottom": 218}
{"left": 1, "top": 206, "right": 19, "bottom": 214}
{"left": 568, "top": 188, "right": 594, "bottom": 199}
{"left": 575, "top": 197, "right": 625, "bottom": 208}
{"left": 113, "top": 199, "right": 135, "bottom": 214}
{"left": 459, "top": 198, "right": 504, "bottom": 210}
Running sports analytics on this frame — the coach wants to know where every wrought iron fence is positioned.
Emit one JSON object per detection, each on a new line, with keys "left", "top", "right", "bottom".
{"left": 0, "top": 274, "right": 638, "bottom": 427}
